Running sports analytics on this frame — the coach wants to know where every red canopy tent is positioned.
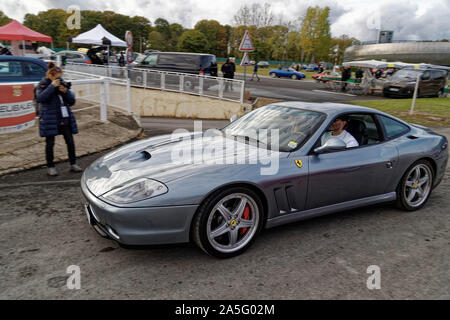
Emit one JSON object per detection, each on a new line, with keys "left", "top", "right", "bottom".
{"left": 0, "top": 20, "right": 52, "bottom": 55}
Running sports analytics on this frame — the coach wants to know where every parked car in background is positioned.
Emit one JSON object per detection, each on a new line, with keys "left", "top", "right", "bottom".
{"left": 50, "top": 50, "right": 92, "bottom": 64}
{"left": 137, "top": 52, "right": 217, "bottom": 76}
{"left": 269, "top": 66, "right": 306, "bottom": 80}
{"left": 312, "top": 71, "right": 342, "bottom": 83}
{"left": 0, "top": 56, "right": 47, "bottom": 82}
{"left": 383, "top": 68, "right": 448, "bottom": 98}
{"left": 133, "top": 52, "right": 218, "bottom": 90}
{"left": 303, "top": 64, "right": 319, "bottom": 71}
{"left": 257, "top": 61, "right": 270, "bottom": 68}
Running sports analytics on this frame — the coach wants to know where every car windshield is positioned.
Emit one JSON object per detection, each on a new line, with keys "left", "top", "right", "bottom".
{"left": 222, "top": 105, "right": 324, "bottom": 152}
{"left": 391, "top": 69, "right": 421, "bottom": 80}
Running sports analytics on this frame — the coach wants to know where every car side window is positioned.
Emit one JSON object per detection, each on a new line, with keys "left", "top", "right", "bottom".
{"left": 431, "top": 70, "right": 444, "bottom": 80}
{"left": 422, "top": 70, "right": 431, "bottom": 80}
{"left": 23, "top": 62, "right": 46, "bottom": 76}
{"left": 0, "top": 61, "right": 23, "bottom": 76}
{"left": 378, "top": 115, "right": 409, "bottom": 139}
{"left": 347, "top": 114, "right": 382, "bottom": 145}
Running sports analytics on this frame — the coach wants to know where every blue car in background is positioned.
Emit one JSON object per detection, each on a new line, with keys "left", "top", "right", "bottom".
{"left": 269, "top": 66, "right": 306, "bottom": 80}
{"left": 0, "top": 56, "right": 47, "bottom": 82}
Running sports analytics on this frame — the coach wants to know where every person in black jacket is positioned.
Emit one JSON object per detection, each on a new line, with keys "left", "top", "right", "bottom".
{"left": 251, "top": 61, "right": 260, "bottom": 81}
{"left": 341, "top": 67, "right": 351, "bottom": 92}
{"left": 221, "top": 58, "right": 234, "bottom": 91}
{"left": 36, "top": 62, "right": 82, "bottom": 176}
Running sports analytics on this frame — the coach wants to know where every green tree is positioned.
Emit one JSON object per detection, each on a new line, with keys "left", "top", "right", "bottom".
{"left": 330, "top": 35, "right": 360, "bottom": 65}
{"left": 178, "top": 30, "right": 209, "bottom": 53}
{"left": 194, "top": 20, "right": 227, "bottom": 56}
{"left": 299, "top": 6, "right": 332, "bottom": 62}
{"left": 154, "top": 18, "right": 171, "bottom": 40}
{"left": 0, "top": 10, "right": 12, "bottom": 26}
{"left": 168, "top": 23, "right": 184, "bottom": 50}
{"left": 148, "top": 31, "right": 166, "bottom": 51}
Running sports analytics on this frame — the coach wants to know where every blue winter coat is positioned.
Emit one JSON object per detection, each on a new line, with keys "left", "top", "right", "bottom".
{"left": 36, "top": 77, "right": 78, "bottom": 137}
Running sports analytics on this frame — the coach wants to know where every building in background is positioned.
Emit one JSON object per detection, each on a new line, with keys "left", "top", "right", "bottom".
{"left": 344, "top": 42, "right": 450, "bottom": 66}
{"left": 378, "top": 31, "right": 394, "bottom": 44}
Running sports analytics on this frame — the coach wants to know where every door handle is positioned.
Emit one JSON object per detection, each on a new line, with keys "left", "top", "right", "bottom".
{"left": 386, "top": 161, "right": 393, "bottom": 169}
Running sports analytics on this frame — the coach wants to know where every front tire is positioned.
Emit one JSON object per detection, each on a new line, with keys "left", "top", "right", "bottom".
{"left": 291, "top": 74, "right": 298, "bottom": 80}
{"left": 192, "top": 187, "right": 264, "bottom": 258}
{"left": 270, "top": 73, "right": 276, "bottom": 78}
{"left": 396, "top": 160, "right": 434, "bottom": 211}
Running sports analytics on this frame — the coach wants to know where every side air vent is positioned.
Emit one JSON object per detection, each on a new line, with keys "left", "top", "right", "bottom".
{"left": 141, "top": 150, "right": 152, "bottom": 160}
{"left": 274, "top": 185, "right": 300, "bottom": 214}
{"left": 407, "top": 135, "right": 419, "bottom": 140}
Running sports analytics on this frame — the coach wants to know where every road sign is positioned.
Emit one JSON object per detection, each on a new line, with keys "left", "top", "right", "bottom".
{"left": 126, "top": 48, "right": 134, "bottom": 64}
{"left": 240, "top": 52, "right": 252, "bottom": 66}
{"left": 125, "top": 31, "right": 133, "bottom": 48}
{"left": 239, "top": 30, "right": 254, "bottom": 52}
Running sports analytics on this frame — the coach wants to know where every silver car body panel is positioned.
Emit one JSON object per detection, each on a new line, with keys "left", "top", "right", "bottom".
{"left": 81, "top": 102, "right": 448, "bottom": 245}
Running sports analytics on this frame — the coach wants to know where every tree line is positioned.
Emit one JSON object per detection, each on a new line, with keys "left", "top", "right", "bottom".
{"left": 1, "top": 4, "right": 361, "bottom": 64}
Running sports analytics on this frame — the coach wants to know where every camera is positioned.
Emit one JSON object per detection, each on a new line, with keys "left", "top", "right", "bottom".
{"left": 56, "top": 78, "right": 72, "bottom": 89}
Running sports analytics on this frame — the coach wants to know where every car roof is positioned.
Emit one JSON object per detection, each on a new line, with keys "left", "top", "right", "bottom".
{"left": 0, "top": 56, "right": 48, "bottom": 66}
{"left": 272, "top": 101, "right": 384, "bottom": 117}
{"left": 0, "top": 55, "right": 46, "bottom": 62}
{"left": 152, "top": 52, "right": 214, "bottom": 56}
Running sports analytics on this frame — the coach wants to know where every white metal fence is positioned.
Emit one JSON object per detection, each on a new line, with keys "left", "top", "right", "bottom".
{"left": 65, "top": 62, "right": 245, "bottom": 103}
{"left": 52, "top": 70, "right": 131, "bottom": 122}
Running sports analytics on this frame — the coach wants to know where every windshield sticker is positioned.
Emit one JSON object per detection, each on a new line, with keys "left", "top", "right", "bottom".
{"left": 288, "top": 141, "right": 298, "bottom": 149}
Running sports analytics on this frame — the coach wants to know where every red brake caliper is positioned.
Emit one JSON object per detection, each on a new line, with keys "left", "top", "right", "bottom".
{"left": 239, "top": 204, "right": 251, "bottom": 236}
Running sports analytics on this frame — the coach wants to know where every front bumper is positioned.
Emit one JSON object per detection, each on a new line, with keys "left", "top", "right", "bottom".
{"left": 80, "top": 179, "right": 199, "bottom": 245}
{"left": 383, "top": 86, "right": 414, "bottom": 97}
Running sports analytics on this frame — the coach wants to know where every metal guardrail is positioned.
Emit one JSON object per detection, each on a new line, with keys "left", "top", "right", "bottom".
{"left": 65, "top": 62, "right": 245, "bottom": 103}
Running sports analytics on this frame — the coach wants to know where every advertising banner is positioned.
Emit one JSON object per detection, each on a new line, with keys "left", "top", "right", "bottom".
{"left": 0, "top": 83, "right": 36, "bottom": 134}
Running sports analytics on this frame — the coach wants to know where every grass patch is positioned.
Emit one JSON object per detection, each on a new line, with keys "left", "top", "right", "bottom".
{"left": 347, "top": 98, "right": 450, "bottom": 127}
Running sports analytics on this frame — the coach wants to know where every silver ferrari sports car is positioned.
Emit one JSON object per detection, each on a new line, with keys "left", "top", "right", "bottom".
{"left": 81, "top": 102, "right": 448, "bottom": 258}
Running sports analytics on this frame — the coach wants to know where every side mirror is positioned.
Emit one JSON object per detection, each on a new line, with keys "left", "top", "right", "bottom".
{"left": 230, "top": 114, "right": 238, "bottom": 123}
{"left": 314, "top": 137, "right": 346, "bottom": 154}
{"left": 421, "top": 74, "right": 430, "bottom": 81}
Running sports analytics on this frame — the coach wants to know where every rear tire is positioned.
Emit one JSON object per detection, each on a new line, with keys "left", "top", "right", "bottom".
{"left": 192, "top": 187, "right": 264, "bottom": 258}
{"left": 270, "top": 73, "right": 276, "bottom": 78}
{"left": 396, "top": 159, "right": 434, "bottom": 211}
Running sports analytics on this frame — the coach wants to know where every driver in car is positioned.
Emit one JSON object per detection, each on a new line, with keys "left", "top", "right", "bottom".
{"left": 321, "top": 115, "right": 359, "bottom": 148}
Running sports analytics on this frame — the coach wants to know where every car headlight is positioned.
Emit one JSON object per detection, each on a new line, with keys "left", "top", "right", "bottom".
{"left": 102, "top": 178, "right": 168, "bottom": 204}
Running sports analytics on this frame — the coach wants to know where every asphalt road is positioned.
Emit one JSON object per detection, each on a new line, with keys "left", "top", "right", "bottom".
{"left": 0, "top": 121, "right": 449, "bottom": 299}
{"left": 234, "top": 74, "right": 383, "bottom": 102}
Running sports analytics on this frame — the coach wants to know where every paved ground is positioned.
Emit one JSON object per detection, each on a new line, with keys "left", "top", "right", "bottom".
{"left": 0, "top": 103, "right": 142, "bottom": 175}
{"left": 234, "top": 74, "right": 384, "bottom": 102}
{"left": 0, "top": 120, "right": 448, "bottom": 300}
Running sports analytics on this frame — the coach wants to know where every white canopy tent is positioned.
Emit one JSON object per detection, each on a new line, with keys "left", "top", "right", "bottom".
{"left": 70, "top": 24, "right": 127, "bottom": 47}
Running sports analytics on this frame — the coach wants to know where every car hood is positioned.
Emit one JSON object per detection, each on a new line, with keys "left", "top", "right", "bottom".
{"left": 84, "top": 132, "right": 283, "bottom": 196}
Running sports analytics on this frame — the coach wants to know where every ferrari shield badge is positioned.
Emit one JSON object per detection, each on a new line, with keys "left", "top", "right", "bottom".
{"left": 295, "top": 160, "right": 303, "bottom": 168}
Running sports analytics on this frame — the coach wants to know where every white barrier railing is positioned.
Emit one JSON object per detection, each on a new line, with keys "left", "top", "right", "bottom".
{"left": 65, "top": 62, "right": 245, "bottom": 103}
{"left": 30, "top": 70, "right": 132, "bottom": 123}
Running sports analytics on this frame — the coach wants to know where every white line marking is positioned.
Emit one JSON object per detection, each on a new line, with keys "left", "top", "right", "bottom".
{"left": 0, "top": 180, "right": 80, "bottom": 189}
{"left": 313, "top": 90, "right": 357, "bottom": 97}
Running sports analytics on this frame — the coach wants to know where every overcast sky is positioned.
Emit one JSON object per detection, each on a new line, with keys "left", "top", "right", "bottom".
{"left": 1, "top": 0, "right": 449, "bottom": 41}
